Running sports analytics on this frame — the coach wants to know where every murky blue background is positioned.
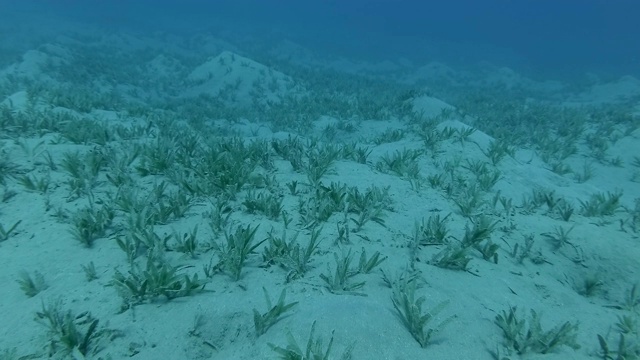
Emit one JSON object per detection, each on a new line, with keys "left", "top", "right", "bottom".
{"left": 5, "top": 0, "right": 639, "bottom": 78}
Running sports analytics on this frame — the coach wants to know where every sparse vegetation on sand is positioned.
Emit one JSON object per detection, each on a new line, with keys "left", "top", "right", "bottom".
{"left": 0, "top": 28, "right": 638, "bottom": 360}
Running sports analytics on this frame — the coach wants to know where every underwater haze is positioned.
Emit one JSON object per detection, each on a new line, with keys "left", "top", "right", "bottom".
{"left": 5, "top": 0, "right": 640, "bottom": 78}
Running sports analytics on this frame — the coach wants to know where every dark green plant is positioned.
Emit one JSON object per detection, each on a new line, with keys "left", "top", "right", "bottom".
{"left": 596, "top": 311, "right": 638, "bottom": 360}
{"left": 60, "top": 150, "right": 101, "bottom": 199}
{"left": 135, "top": 138, "right": 176, "bottom": 176}
{"left": 212, "top": 224, "right": 265, "bottom": 281}
{"left": 510, "top": 234, "right": 546, "bottom": 265}
{"left": 628, "top": 199, "right": 640, "bottom": 233}
{"left": 520, "top": 192, "right": 542, "bottom": 214}
{"left": 493, "top": 193, "right": 513, "bottom": 216}
{"left": 477, "top": 170, "right": 502, "bottom": 191}
{"left": 304, "top": 145, "right": 338, "bottom": 187}
{"left": 538, "top": 189, "right": 560, "bottom": 213}
{"left": 151, "top": 188, "right": 193, "bottom": 224}
{"left": 335, "top": 207, "right": 352, "bottom": 245}
{"left": 243, "top": 190, "right": 284, "bottom": 220}
{"left": 549, "top": 161, "right": 572, "bottom": 176}
{"left": 82, "top": 262, "right": 99, "bottom": 282}
{"left": 357, "top": 248, "right": 387, "bottom": 274}
{"left": 494, "top": 307, "right": 580, "bottom": 355}
{"left": 206, "top": 199, "right": 233, "bottom": 235}
{"left": 557, "top": 202, "right": 575, "bottom": 222}
{"left": 286, "top": 181, "right": 299, "bottom": 195}
{"left": 433, "top": 216, "right": 499, "bottom": 265}
{"left": 322, "top": 123, "right": 338, "bottom": 141}
{"left": 0, "top": 157, "right": 19, "bottom": 185}
{"left": 104, "top": 145, "right": 138, "bottom": 187}
{"left": 585, "top": 133, "right": 610, "bottom": 161}
{"left": 455, "top": 127, "right": 476, "bottom": 145}
{"left": 1, "top": 188, "right": 18, "bottom": 203}
{"left": 484, "top": 139, "right": 514, "bottom": 165}
{"left": 461, "top": 216, "right": 498, "bottom": 248}
{"left": 16, "top": 138, "right": 45, "bottom": 161}
{"left": 347, "top": 186, "right": 391, "bottom": 232}
{"left": 597, "top": 333, "right": 639, "bottom": 360}
{"left": 60, "top": 151, "right": 84, "bottom": 179}
{"left": 574, "top": 161, "right": 594, "bottom": 183}
{"left": 375, "top": 148, "right": 422, "bottom": 178}
{"left": 476, "top": 240, "right": 500, "bottom": 264}
{"left": 69, "top": 204, "right": 114, "bottom": 247}
{"left": 381, "top": 268, "right": 423, "bottom": 292}
{"left": 168, "top": 226, "right": 200, "bottom": 259}
{"left": 439, "top": 126, "right": 457, "bottom": 140}
{"left": 464, "top": 159, "right": 489, "bottom": 177}
{"left": 262, "top": 228, "right": 299, "bottom": 267}
{"left": 413, "top": 213, "right": 450, "bottom": 246}
{"left": 322, "top": 182, "right": 349, "bottom": 211}
{"left": 373, "top": 128, "right": 405, "bottom": 145}
{"left": 264, "top": 227, "right": 323, "bottom": 282}
{"left": 116, "top": 211, "right": 168, "bottom": 264}
{"left": 35, "top": 301, "right": 116, "bottom": 357}
{"left": 614, "top": 314, "right": 638, "bottom": 335}
{"left": 17, "top": 270, "right": 48, "bottom": 297}
{"left": 427, "top": 173, "right": 445, "bottom": 189}
{"left": 271, "top": 135, "right": 305, "bottom": 171}
{"left": 60, "top": 117, "right": 113, "bottom": 145}
{"left": 111, "top": 259, "right": 206, "bottom": 307}
{"left": 416, "top": 125, "right": 443, "bottom": 152}
{"left": 391, "top": 281, "right": 453, "bottom": 348}
{"left": 112, "top": 187, "right": 145, "bottom": 214}
{"left": 580, "top": 191, "right": 623, "bottom": 217}
{"left": 18, "top": 173, "right": 50, "bottom": 194}
{"left": 620, "top": 284, "right": 640, "bottom": 312}
{"left": 432, "top": 245, "right": 472, "bottom": 271}
{"left": 576, "top": 274, "right": 604, "bottom": 297}
{"left": 253, "top": 288, "right": 298, "bottom": 337}
{"left": 297, "top": 184, "right": 347, "bottom": 228}
{"left": 453, "top": 186, "right": 484, "bottom": 218}
{"left": 269, "top": 320, "right": 354, "bottom": 360}
{"left": 189, "top": 138, "right": 258, "bottom": 197}
{"left": 320, "top": 250, "right": 365, "bottom": 294}
{"left": 354, "top": 145, "right": 372, "bottom": 164}
{"left": 349, "top": 206, "right": 385, "bottom": 233}
{"left": 541, "top": 225, "right": 575, "bottom": 250}
{"left": 65, "top": 176, "right": 97, "bottom": 201}
{"left": 0, "top": 220, "right": 21, "bottom": 241}
{"left": 608, "top": 156, "right": 624, "bottom": 167}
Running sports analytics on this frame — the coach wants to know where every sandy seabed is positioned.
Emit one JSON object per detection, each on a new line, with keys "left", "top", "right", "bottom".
{"left": 0, "top": 21, "right": 639, "bottom": 360}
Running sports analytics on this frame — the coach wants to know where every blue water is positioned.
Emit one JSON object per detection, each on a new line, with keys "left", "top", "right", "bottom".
{"left": 7, "top": 0, "right": 639, "bottom": 79}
